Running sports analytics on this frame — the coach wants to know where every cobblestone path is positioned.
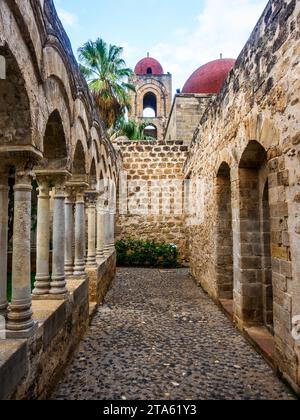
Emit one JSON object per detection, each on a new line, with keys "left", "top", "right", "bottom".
{"left": 53, "top": 268, "right": 295, "bottom": 400}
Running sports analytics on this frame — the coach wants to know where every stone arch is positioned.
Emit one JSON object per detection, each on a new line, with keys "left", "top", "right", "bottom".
{"left": 43, "top": 46, "right": 74, "bottom": 111}
{"left": 0, "top": 46, "right": 32, "bottom": 149}
{"left": 43, "top": 76, "right": 72, "bottom": 134}
{"left": 236, "top": 140, "right": 273, "bottom": 328}
{"left": 215, "top": 162, "right": 233, "bottom": 300}
{"left": 137, "top": 83, "right": 168, "bottom": 118}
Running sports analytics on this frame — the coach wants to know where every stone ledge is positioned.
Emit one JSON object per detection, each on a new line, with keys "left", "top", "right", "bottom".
{"left": 0, "top": 340, "right": 27, "bottom": 400}
{"left": 87, "top": 251, "right": 116, "bottom": 306}
{"left": 0, "top": 277, "right": 89, "bottom": 400}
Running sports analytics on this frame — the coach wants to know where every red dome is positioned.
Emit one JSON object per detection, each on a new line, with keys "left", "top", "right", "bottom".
{"left": 182, "top": 59, "right": 235, "bottom": 94}
{"left": 135, "top": 57, "right": 164, "bottom": 75}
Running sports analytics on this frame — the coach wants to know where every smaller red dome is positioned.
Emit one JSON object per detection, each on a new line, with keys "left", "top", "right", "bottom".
{"left": 135, "top": 57, "right": 164, "bottom": 75}
{"left": 182, "top": 59, "right": 235, "bottom": 94}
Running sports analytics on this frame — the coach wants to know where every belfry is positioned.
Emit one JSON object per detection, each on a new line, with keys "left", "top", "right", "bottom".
{"left": 128, "top": 55, "right": 172, "bottom": 140}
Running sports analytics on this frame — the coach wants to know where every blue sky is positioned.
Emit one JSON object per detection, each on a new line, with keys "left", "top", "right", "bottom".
{"left": 54, "top": 0, "right": 268, "bottom": 91}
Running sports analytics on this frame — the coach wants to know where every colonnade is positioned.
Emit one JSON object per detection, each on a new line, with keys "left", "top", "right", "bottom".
{"left": 0, "top": 168, "right": 116, "bottom": 338}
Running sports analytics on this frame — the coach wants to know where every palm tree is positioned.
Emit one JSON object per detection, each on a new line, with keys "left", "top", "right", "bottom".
{"left": 78, "top": 38, "right": 135, "bottom": 128}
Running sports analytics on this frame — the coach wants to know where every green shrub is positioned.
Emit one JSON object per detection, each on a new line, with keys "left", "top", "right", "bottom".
{"left": 116, "top": 239, "right": 179, "bottom": 268}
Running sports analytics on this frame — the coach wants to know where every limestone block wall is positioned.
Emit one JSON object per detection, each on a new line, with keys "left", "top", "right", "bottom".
{"left": 184, "top": 0, "right": 300, "bottom": 392}
{"left": 116, "top": 140, "right": 189, "bottom": 263}
{"left": 165, "top": 94, "right": 213, "bottom": 143}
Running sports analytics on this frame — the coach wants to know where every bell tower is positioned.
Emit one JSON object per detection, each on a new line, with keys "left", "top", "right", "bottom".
{"left": 128, "top": 55, "right": 172, "bottom": 140}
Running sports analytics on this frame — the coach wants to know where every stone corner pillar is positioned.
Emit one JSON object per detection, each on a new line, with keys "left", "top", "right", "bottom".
{"left": 6, "top": 168, "right": 36, "bottom": 337}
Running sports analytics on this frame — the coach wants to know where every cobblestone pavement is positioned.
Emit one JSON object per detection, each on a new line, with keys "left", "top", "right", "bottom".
{"left": 53, "top": 268, "right": 295, "bottom": 400}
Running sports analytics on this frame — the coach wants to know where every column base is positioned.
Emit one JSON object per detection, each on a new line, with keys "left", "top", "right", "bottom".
{"left": 5, "top": 321, "right": 38, "bottom": 339}
{"left": 32, "top": 276, "right": 51, "bottom": 296}
{"left": 73, "top": 260, "right": 86, "bottom": 277}
{"left": 86, "top": 256, "right": 97, "bottom": 269}
{"left": 49, "top": 277, "right": 67, "bottom": 295}
{"left": 65, "top": 261, "right": 74, "bottom": 278}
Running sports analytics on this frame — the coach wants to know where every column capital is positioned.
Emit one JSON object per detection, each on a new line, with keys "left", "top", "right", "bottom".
{"left": 66, "top": 181, "right": 89, "bottom": 203}
{"left": 85, "top": 190, "right": 98, "bottom": 207}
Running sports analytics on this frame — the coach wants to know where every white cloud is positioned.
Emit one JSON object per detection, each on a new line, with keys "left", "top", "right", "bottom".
{"left": 57, "top": 8, "right": 78, "bottom": 28}
{"left": 149, "top": 0, "right": 267, "bottom": 89}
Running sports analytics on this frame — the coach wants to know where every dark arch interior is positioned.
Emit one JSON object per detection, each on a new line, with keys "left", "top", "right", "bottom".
{"left": 90, "top": 159, "right": 97, "bottom": 189}
{"left": 0, "top": 47, "right": 31, "bottom": 146}
{"left": 43, "top": 110, "right": 68, "bottom": 169}
{"left": 144, "top": 124, "right": 157, "bottom": 139}
{"left": 147, "top": 67, "right": 153, "bottom": 74}
{"left": 73, "top": 141, "right": 86, "bottom": 176}
{"left": 216, "top": 162, "right": 233, "bottom": 300}
{"left": 143, "top": 92, "right": 157, "bottom": 117}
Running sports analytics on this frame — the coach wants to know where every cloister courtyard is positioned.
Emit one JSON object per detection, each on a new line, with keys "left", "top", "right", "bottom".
{"left": 0, "top": 0, "right": 299, "bottom": 401}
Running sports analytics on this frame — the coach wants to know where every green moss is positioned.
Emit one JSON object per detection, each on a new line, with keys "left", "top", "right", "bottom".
{"left": 6, "top": 274, "right": 36, "bottom": 302}
{"left": 116, "top": 239, "right": 179, "bottom": 269}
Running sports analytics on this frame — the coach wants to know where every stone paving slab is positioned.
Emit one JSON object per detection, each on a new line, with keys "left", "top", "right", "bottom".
{"left": 52, "top": 268, "right": 296, "bottom": 400}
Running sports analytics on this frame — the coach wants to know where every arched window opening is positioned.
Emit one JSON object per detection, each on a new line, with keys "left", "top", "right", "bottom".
{"left": 143, "top": 92, "right": 157, "bottom": 118}
{"left": 147, "top": 67, "right": 153, "bottom": 75}
{"left": 144, "top": 125, "right": 157, "bottom": 140}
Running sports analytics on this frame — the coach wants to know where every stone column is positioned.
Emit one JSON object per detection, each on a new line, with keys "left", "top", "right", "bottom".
{"left": 64, "top": 189, "right": 75, "bottom": 278}
{"left": 96, "top": 198, "right": 105, "bottom": 262}
{"left": 103, "top": 207, "right": 111, "bottom": 257}
{"left": 33, "top": 178, "right": 51, "bottom": 296}
{"left": 109, "top": 211, "right": 115, "bottom": 251}
{"left": 74, "top": 188, "right": 86, "bottom": 276}
{"left": 86, "top": 192, "right": 97, "bottom": 268}
{"left": 50, "top": 180, "right": 67, "bottom": 295}
{"left": 0, "top": 173, "right": 8, "bottom": 316}
{"left": 7, "top": 169, "right": 35, "bottom": 336}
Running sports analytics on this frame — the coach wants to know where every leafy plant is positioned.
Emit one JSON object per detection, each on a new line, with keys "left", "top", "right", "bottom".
{"left": 112, "top": 118, "right": 154, "bottom": 141}
{"left": 116, "top": 239, "right": 179, "bottom": 268}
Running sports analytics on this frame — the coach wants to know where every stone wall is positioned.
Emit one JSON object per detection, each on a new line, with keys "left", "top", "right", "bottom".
{"left": 164, "top": 94, "right": 213, "bottom": 143}
{"left": 116, "top": 139, "right": 189, "bottom": 263}
{"left": 184, "top": 0, "right": 300, "bottom": 392}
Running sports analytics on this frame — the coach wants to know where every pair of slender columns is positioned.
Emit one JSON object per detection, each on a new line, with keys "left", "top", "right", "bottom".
{"left": 104, "top": 208, "right": 115, "bottom": 256}
{"left": 33, "top": 177, "right": 67, "bottom": 297}
{"left": 87, "top": 196, "right": 115, "bottom": 264}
